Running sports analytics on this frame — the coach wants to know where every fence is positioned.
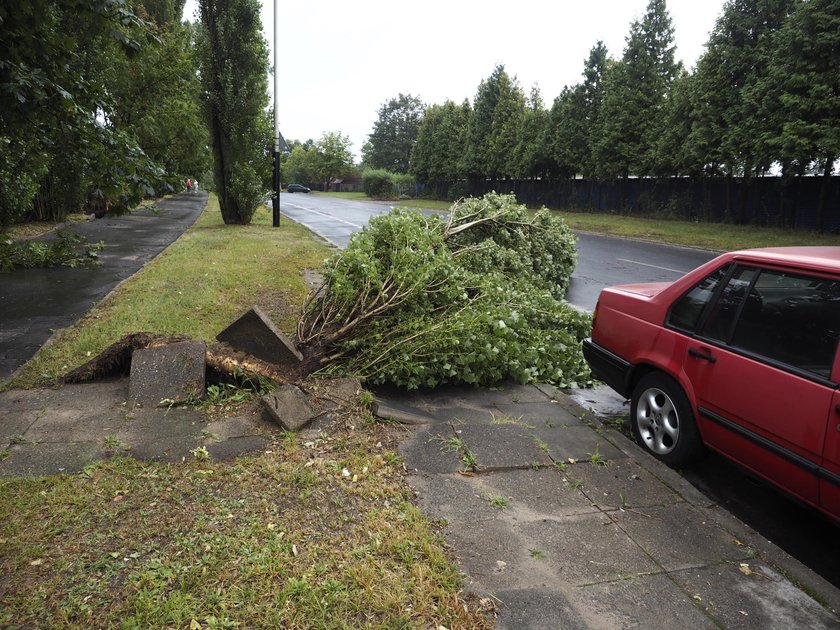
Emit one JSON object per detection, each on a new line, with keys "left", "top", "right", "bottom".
{"left": 463, "top": 176, "right": 840, "bottom": 232}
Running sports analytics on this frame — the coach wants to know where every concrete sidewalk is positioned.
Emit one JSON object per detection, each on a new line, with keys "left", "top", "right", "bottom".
{"left": 0, "top": 379, "right": 271, "bottom": 477}
{"left": 375, "top": 383, "right": 840, "bottom": 629}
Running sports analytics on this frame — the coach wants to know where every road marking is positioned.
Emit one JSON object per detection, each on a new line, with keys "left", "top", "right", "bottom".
{"left": 283, "top": 203, "right": 366, "bottom": 229}
{"left": 616, "top": 258, "right": 687, "bottom": 275}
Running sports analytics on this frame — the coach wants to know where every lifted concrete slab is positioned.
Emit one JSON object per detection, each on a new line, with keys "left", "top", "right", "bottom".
{"left": 216, "top": 305, "right": 302, "bottom": 365}
{"left": 128, "top": 340, "right": 206, "bottom": 406}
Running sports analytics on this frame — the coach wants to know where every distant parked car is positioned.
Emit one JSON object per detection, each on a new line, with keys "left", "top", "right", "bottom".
{"left": 286, "top": 183, "right": 310, "bottom": 193}
{"left": 583, "top": 247, "right": 840, "bottom": 523}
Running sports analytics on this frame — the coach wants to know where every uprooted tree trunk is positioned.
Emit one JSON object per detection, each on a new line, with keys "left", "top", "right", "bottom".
{"left": 63, "top": 332, "right": 297, "bottom": 386}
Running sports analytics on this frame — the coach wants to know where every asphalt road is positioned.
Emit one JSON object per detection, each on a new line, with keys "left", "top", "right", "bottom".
{"left": 277, "top": 192, "right": 839, "bottom": 589}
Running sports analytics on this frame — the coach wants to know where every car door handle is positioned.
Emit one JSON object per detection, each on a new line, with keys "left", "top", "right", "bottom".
{"left": 688, "top": 347, "right": 716, "bottom": 363}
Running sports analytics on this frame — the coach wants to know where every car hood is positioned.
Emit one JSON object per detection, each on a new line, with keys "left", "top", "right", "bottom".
{"left": 610, "top": 281, "right": 672, "bottom": 298}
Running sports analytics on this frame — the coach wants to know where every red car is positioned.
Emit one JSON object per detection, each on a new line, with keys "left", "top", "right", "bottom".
{"left": 583, "top": 247, "right": 840, "bottom": 522}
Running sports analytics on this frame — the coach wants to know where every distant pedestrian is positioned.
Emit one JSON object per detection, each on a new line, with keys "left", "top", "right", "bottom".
{"left": 186, "top": 178, "right": 192, "bottom": 193}
{"left": 194, "top": 178, "right": 199, "bottom": 194}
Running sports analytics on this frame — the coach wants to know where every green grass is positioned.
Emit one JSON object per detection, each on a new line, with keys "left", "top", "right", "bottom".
{"left": 12, "top": 196, "right": 331, "bottom": 388}
{"left": 552, "top": 210, "right": 840, "bottom": 251}
{"left": 0, "top": 436, "right": 491, "bottom": 628}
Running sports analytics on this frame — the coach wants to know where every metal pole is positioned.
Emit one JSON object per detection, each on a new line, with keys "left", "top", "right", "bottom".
{"left": 271, "top": 0, "right": 280, "bottom": 227}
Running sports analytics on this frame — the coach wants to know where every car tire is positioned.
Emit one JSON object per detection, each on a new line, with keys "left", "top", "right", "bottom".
{"left": 630, "top": 372, "right": 704, "bottom": 468}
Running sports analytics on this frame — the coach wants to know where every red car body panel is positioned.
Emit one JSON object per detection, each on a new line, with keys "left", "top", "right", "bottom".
{"left": 585, "top": 247, "right": 840, "bottom": 522}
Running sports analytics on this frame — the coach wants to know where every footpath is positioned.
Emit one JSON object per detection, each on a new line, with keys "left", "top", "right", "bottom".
{"left": 376, "top": 385, "right": 840, "bottom": 629}
{"left": 0, "top": 192, "right": 208, "bottom": 380}
{"left": 0, "top": 191, "right": 838, "bottom": 627}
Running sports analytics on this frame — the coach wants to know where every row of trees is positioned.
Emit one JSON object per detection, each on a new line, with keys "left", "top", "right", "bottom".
{"left": 1, "top": 0, "right": 212, "bottom": 227}
{"left": 362, "top": 0, "right": 838, "bottom": 225}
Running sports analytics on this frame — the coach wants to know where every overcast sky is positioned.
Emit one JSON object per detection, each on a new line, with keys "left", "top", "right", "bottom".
{"left": 183, "top": 0, "right": 727, "bottom": 159}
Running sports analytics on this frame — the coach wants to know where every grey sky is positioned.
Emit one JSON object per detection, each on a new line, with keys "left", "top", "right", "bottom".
{"left": 183, "top": 0, "right": 727, "bottom": 159}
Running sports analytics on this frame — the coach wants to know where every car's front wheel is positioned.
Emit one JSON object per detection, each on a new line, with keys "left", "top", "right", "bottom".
{"left": 630, "top": 372, "right": 704, "bottom": 468}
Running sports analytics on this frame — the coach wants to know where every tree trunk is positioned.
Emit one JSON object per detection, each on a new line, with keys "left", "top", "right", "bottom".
{"left": 816, "top": 159, "right": 834, "bottom": 232}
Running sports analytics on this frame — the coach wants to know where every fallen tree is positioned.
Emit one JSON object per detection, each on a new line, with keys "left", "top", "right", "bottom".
{"left": 296, "top": 193, "right": 592, "bottom": 389}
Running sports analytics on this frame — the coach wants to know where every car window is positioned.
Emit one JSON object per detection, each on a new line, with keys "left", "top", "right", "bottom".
{"left": 668, "top": 264, "right": 730, "bottom": 332}
{"left": 700, "top": 266, "right": 757, "bottom": 343}
{"left": 728, "top": 270, "right": 840, "bottom": 378}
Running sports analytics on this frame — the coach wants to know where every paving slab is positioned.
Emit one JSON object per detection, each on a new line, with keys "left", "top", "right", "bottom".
{"left": 519, "top": 511, "right": 662, "bottom": 586}
{"left": 128, "top": 340, "right": 206, "bottom": 406}
{"left": 577, "top": 573, "right": 716, "bottom": 629}
{"left": 0, "top": 441, "right": 106, "bottom": 476}
{"left": 611, "top": 503, "right": 751, "bottom": 572}
{"left": 493, "top": 588, "right": 587, "bottom": 630}
{"left": 528, "top": 423, "right": 627, "bottom": 464}
{"left": 670, "top": 563, "right": 838, "bottom": 629}
{"left": 399, "top": 426, "right": 463, "bottom": 474}
{"left": 205, "top": 435, "right": 268, "bottom": 460}
{"left": 215, "top": 305, "right": 302, "bottom": 365}
{"left": 492, "top": 400, "right": 585, "bottom": 427}
{"left": 453, "top": 422, "right": 554, "bottom": 470}
{"left": 572, "top": 457, "right": 685, "bottom": 509}
{"left": 474, "top": 468, "right": 600, "bottom": 519}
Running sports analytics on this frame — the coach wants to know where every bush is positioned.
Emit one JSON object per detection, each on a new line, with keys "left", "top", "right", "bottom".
{"left": 362, "top": 169, "right": 416, "bottom": 199}
{"left": 362, "top": 168, "right": 395, "bottom": 198}
{"left": 299, "top": 193, "right": 591, "bottom": 389}
{"left": 0, "top": 231, "right": 104, "bottom": 272}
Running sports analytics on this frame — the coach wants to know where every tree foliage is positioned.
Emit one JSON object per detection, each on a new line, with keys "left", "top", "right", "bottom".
{"left": 297, "top": 193, "right": 591, "bottom": 389}
{"left": 410, "top": 100, "right": 471, "bottom": 196}
{"left": 198, "top": 0, "right": 271, "bottom": 224}
{"left": 313, "top": 132, "right": 355, "bottom": 190}
{"left": 0, "top": 0, "right": 208, "bottom": 227}
{"left": 461, "top": 65, "right": 526, "bottom": 180}
{"left": 362, "top": 93, "right": 425, "bottom": 174}
{"left": 593, "top": 0, "right": 678, "bottom": 179}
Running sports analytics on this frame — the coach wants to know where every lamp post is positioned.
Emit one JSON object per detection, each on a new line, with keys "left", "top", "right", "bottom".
{"left": 271, "top": 0, "right": 280, "bottom": 227}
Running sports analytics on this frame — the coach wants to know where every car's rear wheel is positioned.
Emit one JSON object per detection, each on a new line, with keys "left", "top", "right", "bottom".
{"left": 630, "top": 372, "right": 704, "bottom": 467}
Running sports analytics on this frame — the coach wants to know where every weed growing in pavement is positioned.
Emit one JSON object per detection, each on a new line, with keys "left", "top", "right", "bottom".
{"left": 564, "top": 477, "right": 584, "bottom": 490}
{"left": 435, "top": 435, "right": 479, "bottom": 472}
{"left": 487, "top": 496, "right": 510, "bottom": 509}
{"left": 589, "top": 447, "right": 608, "bottom": 467}
{"left": 529, "top": 549, "right": 545, "bottom": 560}
{"left": 102, "top": 435, "right": 128, "bottom": 451}
{"left": 533, "top": 437, "right": 550, "bottom": 454}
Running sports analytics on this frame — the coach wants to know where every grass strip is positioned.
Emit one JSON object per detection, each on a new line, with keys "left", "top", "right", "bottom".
{"left": 0, "top": 429, "right": 491, "bottom": 628}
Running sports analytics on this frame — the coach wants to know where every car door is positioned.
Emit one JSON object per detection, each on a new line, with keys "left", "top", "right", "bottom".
{"left": 819, "top": 384, "right": 840, "bottom": 518}
{"left": 681, "top": 265, "right": 839, "bottom": 508}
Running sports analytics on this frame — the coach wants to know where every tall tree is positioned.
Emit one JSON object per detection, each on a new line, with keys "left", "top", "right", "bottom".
{"left": 511, "top": 86, "right": 550, "bottom": 179}
{"left": 108, "top": 20, "right": 211, "bottom": 182}
{"left": 544, "top": 86, "right": 586, "bottom": 180}
{"left": 763, "top": 0, "right": 839, "bottom": 229}
{"left": 461, "top": 65, "right": 526, "bottom": 180}
{"left": 362, "top": 93, "right": 425, "bottom": 173}
{"left": 410, "top": 100, "right": 471, "bottom": 196}
{"left": 654, "top": 69, "right": 699, "bottom": 176}
{"left": 198, "top": 0, "right": 271, "bottom": 224}
{"left": 313, "top": 132, "right": 355, "bottom": 191}
{"left": 593, "top": 0, "right": 679, "bottom": 180}
{"left": 690, "top": 0, "right": 797, "bottom": 180}
{"left": 542, "top": 42, "right": 610, "bottom": 181}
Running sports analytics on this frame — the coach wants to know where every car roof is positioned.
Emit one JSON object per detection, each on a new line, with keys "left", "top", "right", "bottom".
{"left": 729, "top": 246, "right": 840, "bottom": 274}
